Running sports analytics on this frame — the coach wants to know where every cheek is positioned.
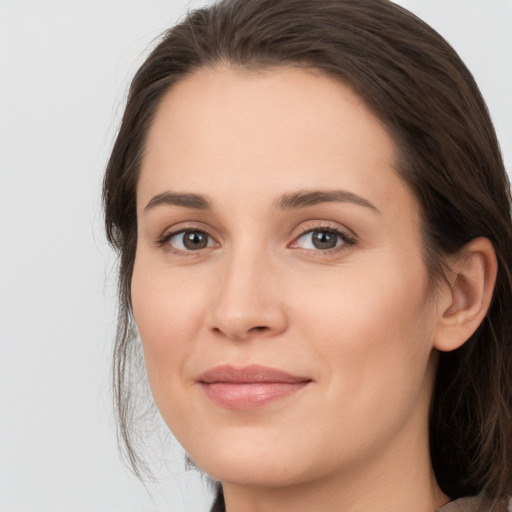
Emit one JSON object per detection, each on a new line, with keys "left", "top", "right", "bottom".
{"left": 275, "top": 263, "right": 436, "bottom": 472}
{"left": 294, "top": 255, "right": 435, "bottom": 410}
{"left": 130, "top": 254, "right": 208, "bottom": 396}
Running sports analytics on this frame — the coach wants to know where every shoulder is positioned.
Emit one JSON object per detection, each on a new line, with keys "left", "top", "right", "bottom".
{"left": 436, "top": 495, "right": 511, "bottom": 512}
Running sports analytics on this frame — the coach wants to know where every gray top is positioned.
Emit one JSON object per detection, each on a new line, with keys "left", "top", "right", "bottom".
{"left": 210, "top": 493, "right": 511, "bottom": 512}
{"left": 436, "top": 495, "right": 511, "bottom": 512}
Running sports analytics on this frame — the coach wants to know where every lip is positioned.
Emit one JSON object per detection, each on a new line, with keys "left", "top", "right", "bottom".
{"left": 197, "top": 364, "right": 312, "bottom": 410}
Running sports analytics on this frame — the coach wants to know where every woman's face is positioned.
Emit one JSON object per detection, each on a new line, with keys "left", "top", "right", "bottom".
{"left": 132, "top": 66, "right": 442, "bottom": 488}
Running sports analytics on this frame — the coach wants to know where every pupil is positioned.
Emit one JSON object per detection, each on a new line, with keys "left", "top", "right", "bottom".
{"left": 184, "top": 231, "right": 207, "bottom": 250}
{"left": 313, "top": 231, "right": 337, "bottom": 250}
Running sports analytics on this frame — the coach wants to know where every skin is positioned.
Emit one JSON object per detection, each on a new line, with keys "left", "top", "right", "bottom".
{"left": 131, "top": 66, "right": 495, "bottom": 512}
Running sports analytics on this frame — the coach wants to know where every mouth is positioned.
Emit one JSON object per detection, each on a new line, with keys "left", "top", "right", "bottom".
{"left": 197, "top": 364, "right": 312, "bottom": 410}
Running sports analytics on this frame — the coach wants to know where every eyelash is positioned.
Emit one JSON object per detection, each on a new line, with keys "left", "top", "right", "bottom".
{"left": 290, "top": 226, "right": 356, "bottom": 256}
{"left": 157, "top": 228, "right": 217, "bottom": 256}
{"left": 156, "top": 225, "right": 356, "bottom": 257}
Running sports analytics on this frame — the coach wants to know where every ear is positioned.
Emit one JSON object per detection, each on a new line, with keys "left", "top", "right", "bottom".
{"left": 433, "top": 237, "right": 498, "bottom": 352}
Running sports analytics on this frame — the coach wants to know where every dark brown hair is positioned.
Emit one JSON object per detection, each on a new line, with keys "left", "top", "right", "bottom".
{"left": 103, "top": 0, "right": 512, "bottom": 508}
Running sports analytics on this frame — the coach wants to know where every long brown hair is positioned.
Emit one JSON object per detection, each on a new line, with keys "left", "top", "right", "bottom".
{"left": 103, "top": 0, "right": 512, "bottom": 507}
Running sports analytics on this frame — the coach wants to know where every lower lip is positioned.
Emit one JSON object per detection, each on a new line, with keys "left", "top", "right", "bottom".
{"left": 200, "top": 382, "right": 310, "bottom": 410}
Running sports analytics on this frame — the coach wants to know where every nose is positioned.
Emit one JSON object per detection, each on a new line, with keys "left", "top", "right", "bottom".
{"left": 206, "top": 249, "right": 288, "bottom": 341}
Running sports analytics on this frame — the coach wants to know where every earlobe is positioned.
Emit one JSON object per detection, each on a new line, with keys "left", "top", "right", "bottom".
{"left": 434, "top": 237, "right": 497, "bottom": 352}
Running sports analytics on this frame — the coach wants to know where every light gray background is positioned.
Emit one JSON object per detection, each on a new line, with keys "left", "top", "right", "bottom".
{"left": 1, "top": 1, "right": 511, "bottom": 511}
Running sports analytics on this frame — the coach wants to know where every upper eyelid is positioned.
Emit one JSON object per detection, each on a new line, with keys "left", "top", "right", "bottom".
{"left": 159, "top": 221, "right": 219, "bottom": 239}
{"left": 290, "top": 221, "right": 356, "bottom": 240}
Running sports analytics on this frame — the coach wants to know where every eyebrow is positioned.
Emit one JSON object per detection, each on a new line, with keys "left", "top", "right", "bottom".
{"left": 274, "top": 189, "right": 379, "bottom": 213}
{"left": 144, "top": 191, "right": 212, "bottom": 212}
{"left": 144, "top": 189, "right": 379, "bottom": 213}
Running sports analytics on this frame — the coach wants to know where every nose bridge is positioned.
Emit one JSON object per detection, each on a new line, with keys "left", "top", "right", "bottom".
{"left": 207, "top": 241, "right": 287, "bottom": 340}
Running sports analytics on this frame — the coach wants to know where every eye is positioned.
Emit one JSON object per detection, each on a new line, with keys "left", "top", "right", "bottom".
{"left": 292, "top": 227, "right": 354, "bottom": 251}
{"left": 163, "top": 230, "right": 216, "bottom": 252}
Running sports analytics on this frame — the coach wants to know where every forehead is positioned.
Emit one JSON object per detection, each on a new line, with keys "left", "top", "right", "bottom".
{"left": 138, "top": 65, "right": 416, "bottom": 220}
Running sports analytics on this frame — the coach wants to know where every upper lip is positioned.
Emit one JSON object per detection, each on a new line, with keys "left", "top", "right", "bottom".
{"left": 197, "top": 364, "right": 312, "bottom": 384}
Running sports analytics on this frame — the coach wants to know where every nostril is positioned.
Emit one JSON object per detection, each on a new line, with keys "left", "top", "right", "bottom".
{"left": 251, "top": 326, "right": 269, "bottom": 332}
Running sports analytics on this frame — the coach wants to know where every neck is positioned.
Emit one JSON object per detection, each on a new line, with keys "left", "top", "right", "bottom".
{"left": 222, "top": 436, "right": 448, "bottom": 512}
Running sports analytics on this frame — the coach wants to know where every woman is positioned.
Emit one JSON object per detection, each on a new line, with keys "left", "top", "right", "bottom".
{"left": 103, "top": 0, "right": 512, "bottom": 510}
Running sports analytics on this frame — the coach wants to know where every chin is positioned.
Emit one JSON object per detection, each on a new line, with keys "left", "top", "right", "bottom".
{"left": 185, "top": 436, "right": 313, "bottom": 488}
{"left": 203, "top": 460, "right": 305, "bottom": 489}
